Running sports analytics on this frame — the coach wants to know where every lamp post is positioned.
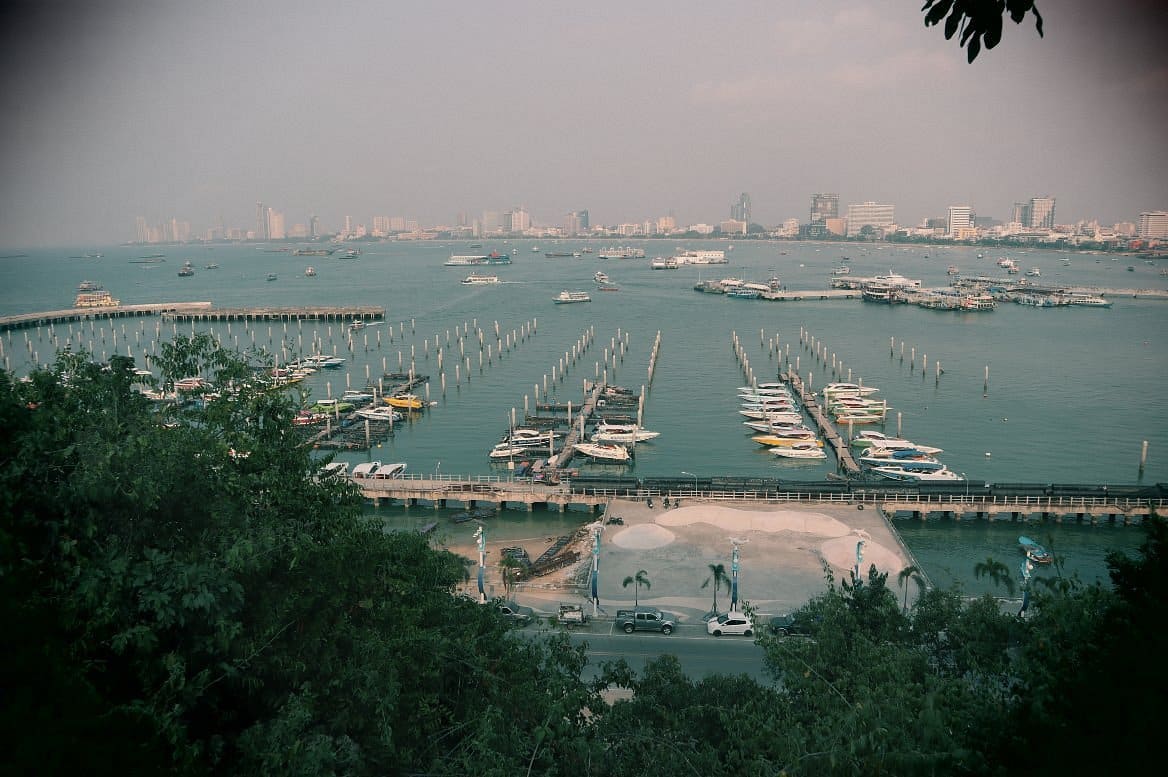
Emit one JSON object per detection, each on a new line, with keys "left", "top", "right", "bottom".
{"left": 681, "top": 470, "right": 697, "bottom": 494}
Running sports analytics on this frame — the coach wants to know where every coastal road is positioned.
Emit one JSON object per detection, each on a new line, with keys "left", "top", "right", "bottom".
{"left": 526, "top": 622, "right": 772, "bottom": 682}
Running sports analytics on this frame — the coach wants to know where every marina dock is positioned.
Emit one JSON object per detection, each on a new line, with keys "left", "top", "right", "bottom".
{"left": 781, "top": 369, "right": 861, "bottom": 475}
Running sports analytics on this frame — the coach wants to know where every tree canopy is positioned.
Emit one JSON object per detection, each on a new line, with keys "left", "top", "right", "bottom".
{"left": 922, "top": 0, "right": 1044, "bottom": 63}
{"left": 1, "top": 337, "right": 1162, "bottom": 774}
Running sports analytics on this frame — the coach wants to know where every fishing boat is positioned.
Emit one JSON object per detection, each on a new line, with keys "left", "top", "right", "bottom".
{"left": 553, "top": 290, "right": 591, "bottom": 304}
{"left": 1019, "top": 535, "right": 1053, "bottom": 564}
{"left": 305, "top": 266, "right": 317, "bottom": 276}
{"left": 771, "top": 442, "right": 827, "bottom": 459}
{"left": 266, "top": 273, "right": 278, "bottom": 281}
{"left": 572, "top": 442, "right": 632, "bottom": 462}
{"left": 462, "top": 273, "right": 500, "bottom": 285}
{"left": 385, "top": 393, "right": 424, "bottom": 410}
{"left": 177, "top": 261, "right": 194, "bottom": 277}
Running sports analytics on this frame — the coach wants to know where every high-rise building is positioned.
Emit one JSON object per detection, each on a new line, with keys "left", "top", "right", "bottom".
{"left": 656, "top": 215, "right": 676, "bottom": 233}
{"left": 1137, "top": 211, "right": 1168, "bottom": 239}
{"left": 257, "top": 202, "right": 270, "bottom": 240}
{"left": 309, "top": 214, "right": 319, "bottom": 239}
{"left": 576, "top": 209, "right": 589, "bottom": 231}
{"left": 731, "top": 193, "right": 751, "bottom": 223}
{"left": 266, "top": 208, "right": 285, "bottom": 240}
{"left": 946, "top": 205, "right": 973, "bottom": 236}
{"left": 811, "top": 193, "right": 839, "bottom": 223}
{"left": 135, "top": 216, "right": 149, "bottom": 243}
{"left": 372, "top": 216, "right": 391, "bottom": 235}
{"left": 1028, "top": 196, "right": 1055, "bottom": 229}
{"left": 509, "top": 207, "right": 530, "bottom": 233}
{"left": 846, "top": 202, "right": 895, "bottom": 237}
{"left": 564, "top": 211, "right": 581, "bottom": 235}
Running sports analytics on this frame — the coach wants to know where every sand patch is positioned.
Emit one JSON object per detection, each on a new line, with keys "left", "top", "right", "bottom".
{"left": 820, "top": 535, "right": 904, "bottom": 575}
{"left": 610, "top": 523, "right": 677, "bottom": 549}
{"left": 655, "top": 505, "right": 851, "bottom": 537}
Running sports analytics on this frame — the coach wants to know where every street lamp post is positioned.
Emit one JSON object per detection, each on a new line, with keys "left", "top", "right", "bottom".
{"left": 681, "top": 470, "right": 697, "bottom": 494}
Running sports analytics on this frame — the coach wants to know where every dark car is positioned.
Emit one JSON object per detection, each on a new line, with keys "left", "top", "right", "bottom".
{"left": 768, "top": 613, "right": 813, "bottom": 637}
{"left": 496, "top": 600, "right": 535, "bottom": 626}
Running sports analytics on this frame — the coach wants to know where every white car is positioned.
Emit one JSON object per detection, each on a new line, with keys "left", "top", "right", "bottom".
{"left": 706, "top": 611, "right": 754, "bottom": 637}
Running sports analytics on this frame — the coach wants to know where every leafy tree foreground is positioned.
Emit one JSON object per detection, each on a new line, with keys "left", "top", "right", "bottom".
{"left": 1, "top": 338, "right": 1161, "bottom": 774}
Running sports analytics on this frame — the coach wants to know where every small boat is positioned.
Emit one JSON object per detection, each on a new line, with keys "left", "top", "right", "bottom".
{"left": 1019, "top": 535, "right": 1052, "bottom": 564}
{"left": 489, "top": 443, "right": 532, "bottom": 460}
{"left": 592, "top": 425, "right": 661, "bottom": 443}
{"left": 341, "top": 390, "right": 374, "bottom": 402}
{"left": 553, "top": 290, "right": 591, "bottom": 304}
{"left": 771, "top": 442, "right": 827, "bottom": 459}
{"left": 177, "top": 261, "right": 194, "bottom": 277}
{"left": 831, "top": 266, "right": 851, "bottom": 276}
{"left": 462, "top": 273, "right": 499, "bottom": 285}
{"left": 309, "top": 399, "right": 354, "bottom": 414}
{"left": 594, "top": 271, "right": 610, "bottom": 284}
{"left": 205, "top": 263, "right": 220, "bottom": 270}
{"left": 305, "top": 266, "right": 317, "bottom": 276}
{"left": 385, "top": 393, "right": 424, "bottom": 410}
{"left": 1026, "top": 267, "right": 1040, "bottom": 277}
{"left": 947, "top": 265, "right": 959, "bottom": 275}
{"left": 753, "top": 433, "right": 821, "bottom": 447}
{"left": 266, "top": 273, "right": 278, "bottom": 282}
{"left": 354, "top": 406, "right": 403, "bottom": 422}
{"left": 451, "top": 507, "right": 497, "bottom": 523}
{"left": 870, "top": 463, "right": 963, "bottom": 482}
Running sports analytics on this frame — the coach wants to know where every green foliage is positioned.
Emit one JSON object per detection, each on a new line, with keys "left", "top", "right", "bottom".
{"left": 622, "top": 568, "right": 651, "bottom": 607}
{"left": 922, "top": 0, "right": 1044, "bottom": 63}
{"left": 701, "top": 562, "right": 729, "bottom": 614}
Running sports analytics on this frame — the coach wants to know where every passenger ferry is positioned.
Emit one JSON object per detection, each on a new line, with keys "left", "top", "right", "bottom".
{"left": 670, "top": 249, "right": 727, "bottom": 265}
{"left": 553, "top": 290, "right": 592, "bottom": 304}
{"left": 74, "top": 282, "right": 119, "bottom": 308}
{"left": 445, "top": 251, "right": 512, "bottom": 266}
{"left": 461, "top": 273, "right": 499, "bottom": 285}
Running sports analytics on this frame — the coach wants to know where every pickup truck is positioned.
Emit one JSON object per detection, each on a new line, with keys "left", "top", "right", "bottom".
{"left": 615, "top": 607, "right": 675, "bottom": 635}
{"left": 556, "top": 604, "right": 589, "bottom": 627}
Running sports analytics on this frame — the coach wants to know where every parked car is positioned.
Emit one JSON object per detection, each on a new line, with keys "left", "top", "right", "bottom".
{"left": 556, "top": 604, "right": 589, "bottom": 627}
{"left": 495, "top": 600, "right": 534, "bottom": 626}
{"left": 616, "top": 607, "right": 675, "bottom": 635}
{"left": 707, "top": 611, "right": 754, "bottom": 637}
{"left": 768, "top": 612, "right": 813, "bottom": 637}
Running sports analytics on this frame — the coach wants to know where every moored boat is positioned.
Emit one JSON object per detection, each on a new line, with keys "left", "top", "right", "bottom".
{"left": 1019, "top": 535, "right": 1052, "bottom": 563}
{"left": 385, "top": 393, "right": 424, "bottom": 410}
{"left": 573, "top": 442, "right": 632, "bottom": 462}
{"left": 771, "top": 442, "right": 828, "bottom": 459}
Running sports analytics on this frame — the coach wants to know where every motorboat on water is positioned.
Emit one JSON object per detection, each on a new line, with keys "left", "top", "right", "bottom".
{"left": 1019, "top": 535, "right": 1053, "bottom": 564}
{"left": 821, "top": 382, "right": 879, "bottom": 396}
{"left": 753, "top": 433, "right": 822, "bottom": 447}
{"left": 592, "top": 425, "right": 660, "bottom": 443}
{"left": 859, "top": 448, "right": 939, "bottom": 467}
{"left": 354, "top": 406, "right": 403, "bottom": 423}
{"left": 850, "top": 432, "right": 943, "bottom": 456}
{"left": 554, "top": 290, "right": 592, "bottom": 304}
{"left": 743, "top": 420, "right": 813, "bottom": 434}
{"left": 341, "top": 389, "right": 374, "bottom": 403}
{"left": 572, "top": 442, "right": 632, "bottom": 462}
{"left": 490, "top": 443, "right": 545, "bottom": 459}
{"left": 305, "top": 266, "right": 317, "bottom": 276}
{"left": 869, "top": 462, "right": 963, "bottom": 482}
{"left": 771, "top": 442, "right": 827, "bottom": 459}
{"left": 740, "top": 410, "right": 803, "bottom": 424}
{"left": 594, "top": 271, "right": 610, "bottom": 284}
{"left": 384, "top": 393, "right": 424, "bottom": 410}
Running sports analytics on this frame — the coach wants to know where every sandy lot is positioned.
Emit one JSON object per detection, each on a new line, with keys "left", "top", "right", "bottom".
{"left": 450, "top": 497, "right": 914, "bottom": 623}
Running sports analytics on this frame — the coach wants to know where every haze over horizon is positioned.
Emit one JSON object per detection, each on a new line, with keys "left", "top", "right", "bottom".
{"left": 1, "top": 0, "right": 1165, "bottom": 248}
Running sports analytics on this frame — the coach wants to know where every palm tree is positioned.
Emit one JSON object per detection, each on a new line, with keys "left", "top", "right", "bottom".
{"left": 701, "top": 562, "right": 729, "bottom": 615}
{"left": 897, "top": 564, "right": 926, "bottom": 612}
{"left": 622, "top": 569, "right": 651, "bottom": 607}
{"left": 973, "top": 556, "right": 1016, "bottom": 597}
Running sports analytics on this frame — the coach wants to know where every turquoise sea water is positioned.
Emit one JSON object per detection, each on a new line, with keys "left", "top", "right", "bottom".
{"left": 1, "top": 240, "right": 1163, "bottom": 591}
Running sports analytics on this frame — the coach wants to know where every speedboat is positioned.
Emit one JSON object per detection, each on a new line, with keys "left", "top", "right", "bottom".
{"left": 384, "top": 393, "right": 423, "bottom": 410}
{"left": 740, "top": 410, "right": 803, "bottom": 424}
{"left": 305, "top": 266, "right": 317, "bottom": 277}
{"left": 771, "top": 442, "right": 827, "bottom": 459}
{"left": 1019, "top": 535, "right": 1052, "bottom": 563}
{"left": 753, "top": 433, "right": 822, "bottom": 447}
{"left": 869, "top": 462, "right": 962, "bottom": 482}
{"left": 860, "top": 448, "right": 939, "bottom": 466}
{"left": 355, "top": 406, "right": 403, "bottom": 422}
{"left": 572, "top": 442, "right": 632, "bottom": 462}
{"left": 821, "top": 382, "right": 879, "bottom": 396}
{"left": 341, "top": 390, "right": 374, "bottom": 403}
{"left": 594, "top": 271, "right": 610, "bottom": 284}
{"left": 592, "top": 426, "right": 660, "bottom": 443}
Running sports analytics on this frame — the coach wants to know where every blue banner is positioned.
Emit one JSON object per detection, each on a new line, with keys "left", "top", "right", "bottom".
{"left": 477, "top": 566, "right": 484, "bottom": 597}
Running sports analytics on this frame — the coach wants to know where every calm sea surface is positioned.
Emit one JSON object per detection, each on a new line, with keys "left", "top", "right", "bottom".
{"left": 2, "top": 240, "right": 1164, "bottom": 592}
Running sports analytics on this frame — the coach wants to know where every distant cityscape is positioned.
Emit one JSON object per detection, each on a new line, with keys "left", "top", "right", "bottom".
{"left": 133, "top": 194, "right": 1168, "bottom": 249}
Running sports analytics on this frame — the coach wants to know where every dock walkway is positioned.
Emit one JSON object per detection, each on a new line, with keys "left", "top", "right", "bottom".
{"left": 782, "top": 370, "right": 861, "bottom": 475}
{"left": 0, "top": 302, "right": 385, "bottom": 332}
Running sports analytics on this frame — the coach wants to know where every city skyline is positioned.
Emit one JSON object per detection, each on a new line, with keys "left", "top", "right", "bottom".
{"left": 1, "top": 0, "right": 1165, "bottom": 248}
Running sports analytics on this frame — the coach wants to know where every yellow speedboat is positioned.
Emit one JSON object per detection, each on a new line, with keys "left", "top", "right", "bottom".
{"left": 384, "top": 393, "right": 423, "bottom": 410}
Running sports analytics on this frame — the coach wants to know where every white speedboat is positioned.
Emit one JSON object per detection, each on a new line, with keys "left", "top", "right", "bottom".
{"left": 594, "top": 270, "right": 610, "bottom": 284}
{"left": 771, "top": 442, "right": 827, "bottom": 459}
{"left": 341, "top": 390, "right": 374, "bottom": 402}
{"left": 821, "top": 382, "right": 879, "bottom": 396}
{"left": 489, "top": 443, "right": 533, "bottom": 460}
{"left": 870, "top": 463, "right": 963, "bottom": 482}
{"left": 355, "top": 406, "right": 403, "bottom": 422}
{"left": 753, "top": 433, "right": 821, "bottom": 447}
{"left": 860, "top": 448, "right": 940, "bottom": 467}
{"left": 573, "top": 442, "right": 632, "bottom": 462}
{"left": 740, "top": 410, "right": 803, "bottom": 424}
{"left": 592, "top": 427, "right": 660, "bottom": 443}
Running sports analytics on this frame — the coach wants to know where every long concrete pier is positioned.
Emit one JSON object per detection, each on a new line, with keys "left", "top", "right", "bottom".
{"left": 0, "top": 302, "right": 386, "bottom": 332}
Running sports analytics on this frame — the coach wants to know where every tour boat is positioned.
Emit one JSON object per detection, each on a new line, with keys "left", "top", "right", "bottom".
{"left": 462, "top": 273, "right": 499, "bottom": 285}
{"left": 553, "top": 290, "right": 591, "bottom": 304}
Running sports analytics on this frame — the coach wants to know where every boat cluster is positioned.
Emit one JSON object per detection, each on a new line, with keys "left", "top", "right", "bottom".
{"left": 738, "top": 383, "right": 826, "bottom": 460}
{"left": 850, "top": 430, "right": 962, "bottom": 482}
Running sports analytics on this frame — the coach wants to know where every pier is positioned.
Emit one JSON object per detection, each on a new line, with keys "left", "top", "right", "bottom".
{"left": 0, "top": 302, "right": 385, "bottom": 332}
{"left": 782, "top": 369, "right": 861, "bottom": 475}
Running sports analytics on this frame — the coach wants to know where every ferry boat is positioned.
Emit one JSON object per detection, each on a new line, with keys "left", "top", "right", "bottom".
{"left": 553, "top": 290, "right": 591, "bottom": 304}
{"left": 597, "top": 246, "right": 645, "bottom": 260}
{"left": 462, "top": 273, "right": 499, "bottom": 285}
{"left": 671, "top": 249, "right": 727, "bottom": 265}
{"left": 74, "top": 283, "right": 120, "bottom": 308}
{"left": 1067, "top": 294, "right": 1111, "bottom": 307}
{"left": 445, "top": 251, "right": 511, "bottom": 266}
{"left": 649, "top": 256, "right": 679, "bottom": 269}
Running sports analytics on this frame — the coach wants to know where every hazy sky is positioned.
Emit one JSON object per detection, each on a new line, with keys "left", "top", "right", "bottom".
{"left": 1, "top": 0, "right": 1165, "bottom": 247}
